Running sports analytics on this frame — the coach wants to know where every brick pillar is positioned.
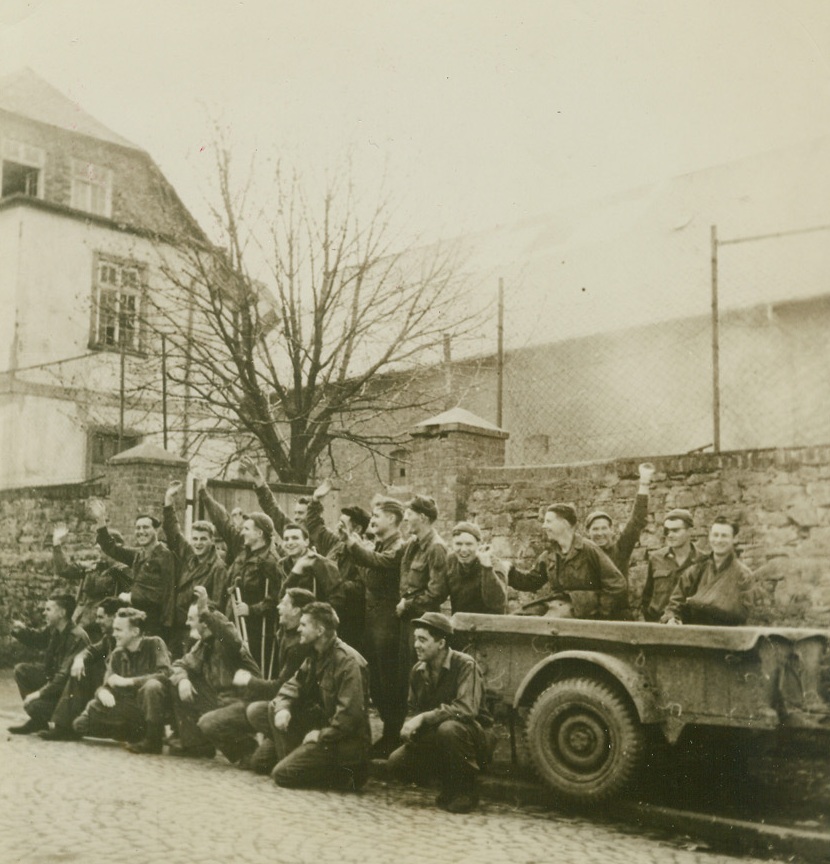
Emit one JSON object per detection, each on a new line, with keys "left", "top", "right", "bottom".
{"left": 105, "top": 442, "right": 189, "bottom": 536}
{"left": 408, "top": 408, "right": 508, "bottom": 537}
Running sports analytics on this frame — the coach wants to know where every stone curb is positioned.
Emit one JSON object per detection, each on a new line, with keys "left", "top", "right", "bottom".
{"left": 370, "top": 759, "right": 830, "bottom": 863}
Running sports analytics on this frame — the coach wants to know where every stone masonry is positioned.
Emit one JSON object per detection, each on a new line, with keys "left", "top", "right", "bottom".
{"left": 466, "top": 445, "right": 830, "bottom": 628}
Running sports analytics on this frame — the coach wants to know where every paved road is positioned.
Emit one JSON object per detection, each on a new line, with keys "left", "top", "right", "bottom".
{"left": 0, "top": 674, "right": 777, "bottom": 864}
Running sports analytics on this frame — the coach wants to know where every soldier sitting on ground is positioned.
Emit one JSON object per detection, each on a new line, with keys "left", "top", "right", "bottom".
{"left": 507, "top": 503, "right": 629, "bottom": 620}
{"left": 167, "top": 586, "right": 261, "bottom": 763}
{"left": 72, "top": 607, "right": 171, "bottom": 753}
{"left": 271, "top": 602, "right": 371, "bottom": 790}
{"left": 41, "top": 597, "right": 128, "bottom": 740}
{"left": 9, "top": 593, "right": 90, "bottom": 735}
{"left": 388, "top": 612, "right": 496, "bottom": 814}
{"left": 162, "top": 480, "right": 229, "bottom": 658}
{"left": 235, "top": 587, "right": 317, "bottom": 774}
{"left": 52, "top": 522, "right": 130, "bottom": 643}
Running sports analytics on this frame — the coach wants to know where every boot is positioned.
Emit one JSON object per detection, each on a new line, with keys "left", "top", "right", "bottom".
{"left": 8, "top": 718, "right": 47, "bottom": 735}
{"left": 127, "top": 722, "right": 164, "bottom": 755}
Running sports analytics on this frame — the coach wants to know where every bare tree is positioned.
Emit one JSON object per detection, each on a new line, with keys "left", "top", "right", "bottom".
{"left": 148, "top": 149, "right": 487, "bottom": 484}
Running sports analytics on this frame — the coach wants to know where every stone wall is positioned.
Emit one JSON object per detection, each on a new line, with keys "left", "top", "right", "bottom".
{"left": 0, "top": 481, "right": 107, "bottom": 664}
{"left": 466, "top": 445, "right": 830, "bottom": 628}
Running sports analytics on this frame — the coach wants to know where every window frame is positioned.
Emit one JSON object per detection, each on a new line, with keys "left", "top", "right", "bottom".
{"left": 1, "top": 138, "right": 45, "bottom": 199}
{"left": 88, "top": 253, "right": 147, "bottom": 355}
{"left": 86, "top": 427, "right": 143, "bottom": 479}
{"left": 70, "top": 158, "right": 113, "bottom": 218}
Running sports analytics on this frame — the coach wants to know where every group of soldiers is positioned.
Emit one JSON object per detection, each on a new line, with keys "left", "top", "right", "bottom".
{"left": 8, "top": 459, "right": 756, "bottom": 813}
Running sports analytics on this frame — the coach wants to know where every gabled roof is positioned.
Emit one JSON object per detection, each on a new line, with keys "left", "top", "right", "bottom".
{"left": 0, "top": 68, "right": 138, "bottom": 150}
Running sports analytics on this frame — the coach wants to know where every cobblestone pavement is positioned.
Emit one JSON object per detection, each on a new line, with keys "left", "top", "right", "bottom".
{"left": 0, "top": 674, "right": 777, "bottom": 864}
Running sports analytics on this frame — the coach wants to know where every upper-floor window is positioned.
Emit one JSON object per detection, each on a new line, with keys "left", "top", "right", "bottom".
{"left": 1, "top": 139, "right": 45, "bottom": 199}
{"left": 389, "top": 448, "right": 409, "bottom": 485}
{"left": 90, "top": 257, "right": 145, "bottom": 352}
{"left": 87, "top": 428, "right": 142, "bottom": 478}
{"left": 71, "top": 159, "right": 112, "bottom": 217}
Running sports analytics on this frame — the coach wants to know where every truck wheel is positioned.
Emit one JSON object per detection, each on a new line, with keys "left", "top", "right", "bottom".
{"left": 526, "top": 677, "right": 645, "bottom": 802}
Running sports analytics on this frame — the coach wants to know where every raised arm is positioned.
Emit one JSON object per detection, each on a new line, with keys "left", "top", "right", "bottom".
{"left": 162, "top": 481, "right": 192, "bottom": 560}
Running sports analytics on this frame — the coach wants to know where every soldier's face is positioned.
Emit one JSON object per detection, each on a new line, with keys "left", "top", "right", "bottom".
{"left": 134, "top": 518, "right": 156, "bottom": 547}
{"left": 241, "top": 519, "right": 265, "bottom": 548}
{"left": 452, "top": 532, "right": 479, "bottom": 564}
{"left": 542, "top": 511, "right": 569, "bottom": 542}
{"left": 370, "top": 509, "right": 396, "bottom": 538}
{"left": 664, "top": 519, "right": 692, "bottom": 550}
{"left": 293, "top": 501, "right": 308, "bottom": 524}
{"left": 97, "top": 607, "right": 116, "bottom": 633}
{"left": 112, "top": 617, "right": 140, "bottom": 649}
{"left": 298, "top": 614, "right": 324, "bottom": 645}
{"left": 44, "top": 600, "right": 64, "bottom": 629}
{"left": 282, "top": 528, "right": 307, "bottom": 558}
{"left": 709, "top": 523, "right": 736, "bottom": 556}
{"left": 587, "top": 518, "right": 613, "bottom": 547}
{"left": 230, "top": 509, "right": 244, "bottom": 530}
{"left": 413, "top": 628, "right": 444, "bottom": 664}
{"left": 191, "top": 530, "right": 212, "bottom": 558}
{"left": 278, "top": 595, "right": 302, "bottom": 630}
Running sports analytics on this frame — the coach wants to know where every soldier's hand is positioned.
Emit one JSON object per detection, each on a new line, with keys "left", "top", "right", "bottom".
{"left": 165, "top": 480, "right": 183, "bottom": 506}
{"left": 664, "top": 616, "right": 681, "bottom": 626}
{"left": 273, "top": 708, "right": 291, "bottom": 732}
{"left": 233, "top": 669, "right": 253, "bottom": 688}
{"left": 11, "top": 619, "right": 26, "bottom": 633}
{"left": 192, "top": 585, "right": 209, "bottom": 614}
{"left": 239, "top": 456, "right": 265, "bottom": 484}
{"left": 52, "top": 523, "right": 69, "bottom": 546}
{"left": 312, "top": 478, "right": 333, "bottom": 500}
{"left": 107, "top": 674, "right": 130, "bottom": 688}
{"left": 476, "top": 544, "right": 493, "bottom": 568}
{"left": 639, "top": 462, "right": 656, "bottom": 484}
{"left": 401, "top": 715, "right": 424, "bottom": 742}
{"left": 71, "top": 654, "right": 86, "bottom": 680}
{"left": 395, "top": 598, "right": 407, "bottom": 617}
{"left": 302, "top": 729, "right": 321, "bottom": 745}
{"left": 88, "top": 499, "right": 107, "bottom": 525}
{"left": 233, "top": 600, "right": 250, "bottom": 618}
{"left": 118, "top": 592, "right": 132, "bottom": 603}
{"left": 97, "top": 688, "right": 115, "bottom": 708}
{"left": 178, "top": 679, "right": 197, "bottom": 703}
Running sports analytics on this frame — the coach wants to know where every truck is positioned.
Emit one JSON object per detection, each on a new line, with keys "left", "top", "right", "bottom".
{"left": 451, "top": 613, "right": 830, "bottom": 803}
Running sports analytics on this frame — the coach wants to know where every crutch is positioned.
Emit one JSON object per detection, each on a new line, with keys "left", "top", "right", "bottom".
{"left": 232, "top": 586, "right": 249, "bottom": 650}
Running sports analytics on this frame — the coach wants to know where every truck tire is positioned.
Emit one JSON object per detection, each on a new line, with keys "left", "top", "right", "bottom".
{"left": 526, "top": 676, "right": 645, "bottom": 802}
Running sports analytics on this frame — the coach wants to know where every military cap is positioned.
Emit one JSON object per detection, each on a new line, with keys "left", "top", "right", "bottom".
{"left": 585, "top": 510, "right": 613, "bottom": 529}
{"left": 451, "top": 521, "right": 482, "bottom": 541}
{"left": 406, "top": 494, "right": 439, "bottom": 522}
{"left": 341, "top": 505, "right": 371, "bottom": 532}
{"left": 664, "top": 508, "right": 694, "bottom": 527}
{"left": 411, "top": 611, "right": 453, "bottom": 637}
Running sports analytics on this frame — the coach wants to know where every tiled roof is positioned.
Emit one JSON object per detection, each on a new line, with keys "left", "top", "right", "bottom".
{"left": 0, "top": 68, "right": 138, "bottom": 149}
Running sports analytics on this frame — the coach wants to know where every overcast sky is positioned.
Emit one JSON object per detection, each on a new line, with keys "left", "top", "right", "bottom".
{"left": 3, "top": 0, "right": 830, "bottom": 247}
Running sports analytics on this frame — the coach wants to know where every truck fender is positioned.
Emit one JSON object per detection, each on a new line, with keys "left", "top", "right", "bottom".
{"left": 512, "top": 649, "right": 661, "bottom": 724}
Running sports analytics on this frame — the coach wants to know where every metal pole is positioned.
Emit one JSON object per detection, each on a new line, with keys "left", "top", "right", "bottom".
{"left": 161, "top": 334, "right": 169, "bottom": 449}
{"left": 118, "top": 325, "right": 126, "bottom": 452}
{"left": 711, "top": 225, "right": 721, "bottom": 453}
{"left": 497, "top": 277, "right": 504, "bottom": 428}
{"left": 443, "top": 332, "right": 452, "bottom": 409}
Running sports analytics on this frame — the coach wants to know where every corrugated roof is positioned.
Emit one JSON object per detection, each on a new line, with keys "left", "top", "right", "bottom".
{"left": 0, "top": 68, "right": 139, "bottom": 150}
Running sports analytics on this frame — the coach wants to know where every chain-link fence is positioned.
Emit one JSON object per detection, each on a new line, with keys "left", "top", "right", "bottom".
{"left": 488, "top": 222, "right": 830, "bottom": 466}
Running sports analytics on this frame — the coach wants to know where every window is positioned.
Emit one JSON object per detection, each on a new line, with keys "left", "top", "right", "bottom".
{"left": 1, "top": 139, "right": 44, "bottom": 198}
{"left": 71, "top": 158, "right": 112, "bottom": 217}
{"left": 87, "top": 429, "right": 142, "bottom": 478}
{"left": 389, "top": 448, "right": 409, "bottom": 485}
{"left": 90, "top": 257, "right": 145, "bottom": 352}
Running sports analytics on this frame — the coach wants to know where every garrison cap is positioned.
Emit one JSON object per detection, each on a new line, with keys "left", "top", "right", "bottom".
{"left": 451, "top": 521, "right": 482, "bottom": 541}
{"left": 664, "top": 508, "right": 694, "bottom": 527}
{"left": 585, "top": 510, "right": 613, "bottom": 529}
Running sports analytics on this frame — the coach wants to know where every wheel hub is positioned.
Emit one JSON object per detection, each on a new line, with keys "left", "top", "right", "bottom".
{"left": 555, "top": 713, "right": 610, "bottom": 771}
